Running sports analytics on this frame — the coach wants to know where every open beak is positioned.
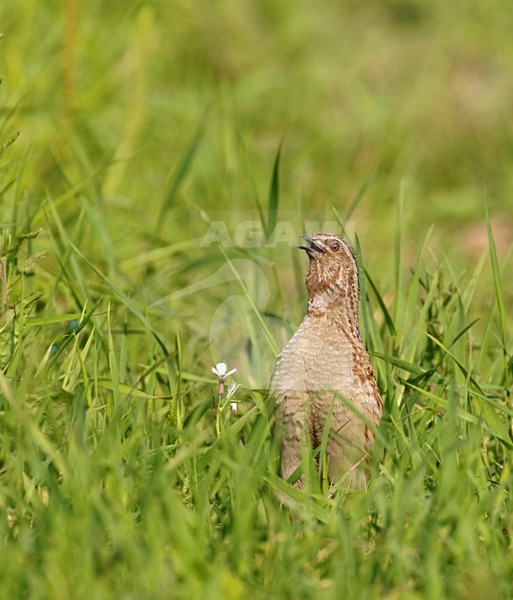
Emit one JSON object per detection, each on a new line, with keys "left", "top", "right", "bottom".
{"left": 298, "top": 236, "right": 325, "bottom": 258}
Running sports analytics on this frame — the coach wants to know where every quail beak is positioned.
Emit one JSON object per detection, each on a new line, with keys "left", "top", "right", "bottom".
{"left": 298, "top": 236, "right": 325, "bottom": 259}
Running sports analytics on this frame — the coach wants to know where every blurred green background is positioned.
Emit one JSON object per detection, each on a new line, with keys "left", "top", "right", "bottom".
{"left": 2, "top": 0, "right": 512, "bottom": 390}
{"left": 3, "top": 0, "right": 513, "bottom": 265}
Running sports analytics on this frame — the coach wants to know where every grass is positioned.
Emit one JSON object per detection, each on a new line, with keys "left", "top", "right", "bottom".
{"left": 1, "top": 1, "right": 513, "bottom": 598}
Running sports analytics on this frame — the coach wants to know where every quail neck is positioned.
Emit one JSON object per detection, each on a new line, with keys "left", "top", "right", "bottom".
{"left": 301, "top": 234, "right": 361, "bottom": 340}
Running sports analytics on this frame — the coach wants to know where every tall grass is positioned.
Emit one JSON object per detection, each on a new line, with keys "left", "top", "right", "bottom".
{"left": 1, "top": 1, "right": 513, "bottom": 598}
{"left": 1, "top": 166, "right": 511, "bottom": 598}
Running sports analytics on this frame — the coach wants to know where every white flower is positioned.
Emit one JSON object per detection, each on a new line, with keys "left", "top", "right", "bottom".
{"left": 211, "top": 362, "right": 237, "bottom": 380}
{"left": 229, "top": 402, "right": 238, "bottom": 412}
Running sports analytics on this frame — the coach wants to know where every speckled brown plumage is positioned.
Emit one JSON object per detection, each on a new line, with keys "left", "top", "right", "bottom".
{"left": 269, "top": 234, "right": 383, "bottom": 488}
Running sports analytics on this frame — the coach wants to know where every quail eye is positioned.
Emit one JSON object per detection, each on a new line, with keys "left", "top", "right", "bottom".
{"left": 330, "top": 242, "right": 340, "bottom": 252}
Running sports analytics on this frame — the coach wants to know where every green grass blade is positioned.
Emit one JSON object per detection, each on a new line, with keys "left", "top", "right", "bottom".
{"left": 344, "top": 171, "right": 375, "bottom": 221}
{"left": 155, "top": 108, "right": 208, "bottom": 234}
{"left": 485, "top": 202, "right": 510, "bottom": 387}
{"left": 265, "top": 135, "right": 284, "bottom": 242}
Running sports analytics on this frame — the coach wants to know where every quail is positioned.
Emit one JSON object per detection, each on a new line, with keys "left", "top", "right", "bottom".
{"left": 270, "top": 234, "right": 383, "bottom": 488}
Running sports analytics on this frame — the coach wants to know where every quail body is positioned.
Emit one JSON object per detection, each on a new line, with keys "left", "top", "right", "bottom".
{"left": 270, "top": 234, "right": 383, "bottom": 488}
